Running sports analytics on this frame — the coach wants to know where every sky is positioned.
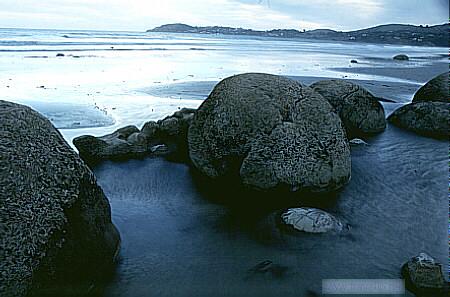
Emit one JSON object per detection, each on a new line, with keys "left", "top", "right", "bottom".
{"left": 0, "top": 0, "right": 448, "bottom": 31}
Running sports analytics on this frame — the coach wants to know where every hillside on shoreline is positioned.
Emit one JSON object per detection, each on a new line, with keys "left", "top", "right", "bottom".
{"left": 147, "top": 23, "right": 449, "bottom": 47}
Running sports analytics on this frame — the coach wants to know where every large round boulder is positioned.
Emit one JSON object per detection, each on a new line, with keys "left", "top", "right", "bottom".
{"left": 0, "top": 100, "right": 120, "bottom": 297}
{"left": 188, "top": 73, "right": 351, "bottom": 193}
{"left": 388, "top": 102, "right": 448, "bottom": 139}
{"left": 310, "top": 79, "right": 386, "bottom": 137}
{"left": 412, "top": 72, "right": 448, "bottom": 103}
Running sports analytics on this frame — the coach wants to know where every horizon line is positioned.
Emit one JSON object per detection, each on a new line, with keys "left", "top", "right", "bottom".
{"left": 0, "top": 21, "right": 447, "bottom": 33}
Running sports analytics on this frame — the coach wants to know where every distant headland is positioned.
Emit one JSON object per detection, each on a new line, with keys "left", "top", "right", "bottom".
{"left": 147, "top": 23, "right": 448, "bottom": 47}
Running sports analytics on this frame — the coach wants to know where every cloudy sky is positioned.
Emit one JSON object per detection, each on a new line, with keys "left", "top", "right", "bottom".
{"left": 0, "top": 0, "right": 448, "bottom": 31}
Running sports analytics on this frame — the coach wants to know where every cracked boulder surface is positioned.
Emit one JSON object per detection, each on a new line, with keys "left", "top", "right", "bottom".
{"left": 73, "top": 107, "right": 196, "bottom": 165}
{"left": 412, "top": 72, "right": 448, "bottom": 103}
{"left": 188, "top": 73, "right": 351, "bottom": 193}
{"left": 0, "top": 100, "right": 120, "bottom": 297}
{"left": 310, "top": 79, "right": 386, "bottom": 138}
{"left": 388, "top": 101, "right": 449, "bottom": 139}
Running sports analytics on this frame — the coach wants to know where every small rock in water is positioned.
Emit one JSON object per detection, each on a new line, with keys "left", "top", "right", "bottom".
{"left": 281, "top": 208, "right": 343, "bottom": 233}
{"left": 393, "top": 54, "right": 409, "bottom": 61}
{"left": 349, "top": 138, "right": 368, "bottom": 146}
{"left": 402, "top": 252, "right": 447, "bottom": 296}
{"left": 247, "top": 260, "right": 288, "bottom": 278}
{"left": 350, "top": 59, "right": 358, "bottom": 63}
{"left": 150, "top": 144, "right": 169, "bottom": 155}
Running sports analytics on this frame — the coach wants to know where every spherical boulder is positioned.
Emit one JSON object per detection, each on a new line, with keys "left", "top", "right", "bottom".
{"left": 0, "top": 100, "right": 120, "bottom": 297}
{"left": 412, "top": 72, "right": 448, "bottom": 103}
{"left": 388, "top": 102, "right": 448, "bottom": 139}
{"left": 188, "top": 73, "right": 351, "bottom": 193}
{"left": 310, "top": 79, "right": 386, "bottom": 137}
{"left": 281, "top": 208, "right": 343, "bottom": 233}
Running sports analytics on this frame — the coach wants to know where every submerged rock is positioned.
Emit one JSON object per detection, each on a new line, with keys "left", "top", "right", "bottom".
{"left": 393, "top": 54, "right": 409, "bottom": 61}
{"left": 188, "top": 73, "right": 351, "bottom": 193}
{"left": 0, "top": 100, "right": 120, "bottom": 297}
{"left": 388, "top": 102, "right": 448, "bottom": 139}
{"left": 413, "top": 72, "right": 448, "bottom": 103}
{"left": 73, "top": 108, "right": 196, "bottom": 165}
{"left": 349, "top": 138, "right": 369, "bottom": 146}
{"left": 401, "top": 253, "right": 447, "bottom": 296}
{"left": 281, "top": 208, "right": 343, "bottom": 233}
{"left": 247, "top": 260, "right": 288, "bottom": 278}
{"left": 310, "top": 79, "right": 386, "bottom": 137}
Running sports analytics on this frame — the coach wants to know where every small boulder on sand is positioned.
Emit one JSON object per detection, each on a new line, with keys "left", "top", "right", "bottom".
{"left": 393, "top": 54, "right": 409, "bottom": 61}
{"left": 401, "top": 252, "right": 447, "bottom": 296}
{"left": 281, "top": 208, "right": 343, "bottom": 233}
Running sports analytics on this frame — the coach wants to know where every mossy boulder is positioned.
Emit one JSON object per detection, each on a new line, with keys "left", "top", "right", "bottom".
{"left": 0, "top": 100, "right": 120, "bottom": 297}
{"left": 188, "top": 73, "right": 351, "bottom": 193}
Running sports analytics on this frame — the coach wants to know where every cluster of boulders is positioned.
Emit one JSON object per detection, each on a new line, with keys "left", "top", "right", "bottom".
{"left": 388, "top": 72, "right": 448, "bottom": 139}
{"left": 75, "top": 74, "right": 388, "bottom": 194}
{"left": 73, "top": 107, "right": 196, "bottom": 165}
{"left": 2, "top": 69, "right": 447, "bottom": 296}
{"left": 0, "top": 101, "right": 120, "bottom": 297}
{"left": 188, "top": 73, "right": 353, "bottom": 193}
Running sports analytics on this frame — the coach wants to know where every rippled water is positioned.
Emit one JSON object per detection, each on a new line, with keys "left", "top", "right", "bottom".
{"left": 93, "top": 119, "right": 447, "bottom": 297}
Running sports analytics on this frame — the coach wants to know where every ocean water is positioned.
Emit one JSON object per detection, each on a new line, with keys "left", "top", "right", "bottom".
{"left": 0, "top": 28, "right": 447, "bottom": 144}
{"left": 1, "top": 28, "right": 448, "bottom": 297}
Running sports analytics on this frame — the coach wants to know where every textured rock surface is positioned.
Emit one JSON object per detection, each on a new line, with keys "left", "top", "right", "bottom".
{"left": 281, "top": 208, "right": 343, "bottom": 233}
{"left": 73, "top": 107, "right": 196, "bottom": 165}
{"left": 310, "top": 79, "right": 386, "bottom": 137}
{"left": 388, "top": 102, "right": 448, "bottom": 139}
{"left": 393, "top": 54, "right": 409, "bottom": 61}
{"left": 0, "top": 100, "right": 120, "bottom": 297}
{"left": 413, "top": 72, "right": 448, "bottom": 103}
{"left": 401, "top": 253, "right": 447, "bottom": 296}
{"left": 188, "top": 73, "right": 351, "bottom": 192}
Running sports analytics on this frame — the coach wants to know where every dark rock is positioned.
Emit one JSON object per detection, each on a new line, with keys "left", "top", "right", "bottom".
{"left": 188, "top": 73, "right": 351, "bottom": 193}
{"left": 73, "top": 125, "right": 148, "bottom": 165}
{"left": 393, "top": 54, "right": 409, "bottom": 61}
{"left": 73, "top": 109, "right": 196, "bottom": 165}
{"left": 401, "top": 253, "right": 447, "bottom": 296}
{"left": 413, "top": 72, "right": 448, "bottom": 103}
{"left": 141, "top": 121, "right": 159, "bottom": 139}
{"left": 350, "top": 59, "right": 358, "bottom": 63}
{"left": 388, "top": 102, "right": 448, "bottom": 139}
{"left": 247, "top": 260, "right": 288, "bottom": 278}
{"left": 310, "top": 79, "right": 386, "bottom": 137}
{"left": 56, "top": 53, "right": 65, "bottom": 57}
{"left": 0, "top": 100, "right": 120, "bottom": 297}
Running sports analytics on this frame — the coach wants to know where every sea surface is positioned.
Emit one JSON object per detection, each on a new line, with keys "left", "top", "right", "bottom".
{"left": 1, "top": 28, "right": 448, "bottom": 297}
